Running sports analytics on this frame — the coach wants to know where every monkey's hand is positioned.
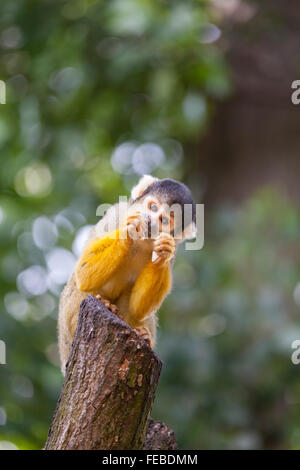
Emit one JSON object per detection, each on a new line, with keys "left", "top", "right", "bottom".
{"left": 153, "top": 233, "right": 176, "bottom": 266}
{"left": 121, "top": 211, "right": 147, "bottom": 241}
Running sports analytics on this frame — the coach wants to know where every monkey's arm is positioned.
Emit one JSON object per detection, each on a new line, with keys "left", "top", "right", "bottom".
{"left": 75, "top": 228, "right": 131, "bottom": 292}
{"left": 129, "top": 260, "right": 172, "bottom": 323}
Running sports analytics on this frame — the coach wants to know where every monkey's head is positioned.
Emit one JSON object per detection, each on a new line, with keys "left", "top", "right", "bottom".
{"left": 130, "top": 175, "right": 196, "bottom": 242}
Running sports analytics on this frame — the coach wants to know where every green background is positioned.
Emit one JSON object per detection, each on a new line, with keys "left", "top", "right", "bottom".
{"left": 0, "top": 0, "right": 299, "bottom": 450}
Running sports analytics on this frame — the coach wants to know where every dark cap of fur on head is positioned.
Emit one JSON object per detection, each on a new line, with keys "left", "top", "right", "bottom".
{"left": 138, "top": 178, "right": 196, "bottom": 229}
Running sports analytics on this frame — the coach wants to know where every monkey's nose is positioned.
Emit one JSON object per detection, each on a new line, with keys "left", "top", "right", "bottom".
{"left": 147, "top": 216, "right": 159, "bottom": 238}
{"left": 141, "top": 213, "right": 153, "bottom": 237}
{"left": 144, "top": 215, "right": 153, "bottom": 237}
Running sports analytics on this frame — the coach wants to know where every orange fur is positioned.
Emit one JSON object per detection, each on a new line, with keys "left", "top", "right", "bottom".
{"left": 75, "top": 228, "right": 131, "bottom": 292}
{"left": 129, "top": 260, "right": 172, "bottom": 323}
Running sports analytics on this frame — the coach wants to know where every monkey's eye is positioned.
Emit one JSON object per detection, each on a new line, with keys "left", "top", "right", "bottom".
{"left": 149, "top": 203, "right": 158, "bottom": 212}
{"left": 161, "top": 216, "right": 169, "bottom": 225}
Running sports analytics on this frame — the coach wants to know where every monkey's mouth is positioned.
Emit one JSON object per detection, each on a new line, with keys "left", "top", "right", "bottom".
{"left": 144, "top": 218, "right": 151, "bottom": 239}
{"left": 145, "top": 216, "right": 159, "bottom": 239}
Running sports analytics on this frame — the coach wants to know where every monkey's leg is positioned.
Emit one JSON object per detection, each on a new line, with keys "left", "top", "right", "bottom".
{"left": 133, "top": 326, "right": 152, "bottom": 346}
{"left": 75, "top": 228, "right": 131, "bottom": 292}
{"left": 129, "top": 260, "right": 172, "bottom": 326}
{"left": 132, "top": 314, "right": 157, "bottom": 348}
{"left": 58, "top": 274, "right": 88, "bottom": 374}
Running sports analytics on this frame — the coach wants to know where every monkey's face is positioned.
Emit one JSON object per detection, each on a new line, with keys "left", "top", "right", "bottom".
{"left": 146, "top": 195, "right": 175, "bottom": 237}
{"left": 133, "top": 195, "right": 176, "bottom": 239}
{"left": 129, "top": 177, "right": 197, "bottom": 243}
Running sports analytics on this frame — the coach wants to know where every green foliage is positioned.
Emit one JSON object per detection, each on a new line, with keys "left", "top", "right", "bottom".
{"left": 1, "top": 0, "right": 298, "bottom": 452}
{"left": 154, "top": 190, "right": 300, "bottom": 449}
{"left": 0, "top": 0, "right": 230, "bottom": 450}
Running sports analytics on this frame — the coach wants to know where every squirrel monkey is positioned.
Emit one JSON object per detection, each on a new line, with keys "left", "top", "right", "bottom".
{"left": 58, "top": 175, "right": 196, "bottom": 374}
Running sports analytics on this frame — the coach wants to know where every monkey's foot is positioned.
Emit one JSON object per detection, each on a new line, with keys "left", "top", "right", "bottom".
{"left": 95, "top": 294, "right": 123, "bottom": 319}
{"left": 133, "top": 327, "right": 151, "bottom": 346}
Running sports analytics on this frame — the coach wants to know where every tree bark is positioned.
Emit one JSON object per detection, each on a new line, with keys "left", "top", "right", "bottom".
{"left": 45, "top": 295, "right": 176, "bottom": 450}
{"left": 144, "top": 419, "right": 177, "bottom": 450}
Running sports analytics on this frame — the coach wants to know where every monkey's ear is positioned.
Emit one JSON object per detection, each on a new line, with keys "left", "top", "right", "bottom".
{"left": 131, "top": 174, "right": 159, "bottom": 200}
{"left": 183, "top": 221, "right": 197, "bottom": 240}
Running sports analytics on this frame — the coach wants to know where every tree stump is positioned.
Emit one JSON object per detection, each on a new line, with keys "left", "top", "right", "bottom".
{"left": 144, "top": 419, "right": 177, "bottom": 450}
{"left": 45, "top": 295, "right": 177, "bottom": 450}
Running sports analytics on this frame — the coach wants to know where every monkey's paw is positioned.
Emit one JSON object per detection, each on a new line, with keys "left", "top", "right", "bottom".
{"left": 121, "top": 211, "right": 147, "bottom": 241}
{"left": 133, "top": 326, "right": 152, "bottom": 346}
{"left": 95, "top": 294, "right": 124, "bottom": 320}
{"left": 153, "top": 232, "right": 176, "bottom": 265}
